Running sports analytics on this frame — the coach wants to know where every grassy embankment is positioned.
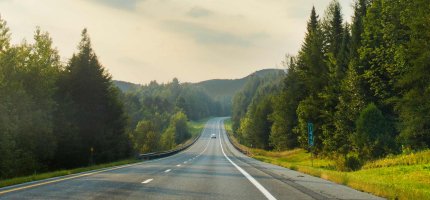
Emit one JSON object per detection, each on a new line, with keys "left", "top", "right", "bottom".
{"left": 223, "top": 118, "right": 430, "bottom": 200}
{"left": 0, "top": 119, "right": 208, "bottom": 189}
{"left": 188, "top": 118, "right": 210, "bottom": 138}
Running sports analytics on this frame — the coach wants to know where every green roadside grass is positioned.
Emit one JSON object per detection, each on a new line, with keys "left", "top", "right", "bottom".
{"left": 223, "top": 118, "right": 430, "bottom": 200}
{"left": 0, "top": 119, "right": 209, "bottom": 189}
{"left": 0, "top": 159, "right": 140, "bottom": 188}
{"left": 188, "top": 117, "right": 210, "bottom": 137}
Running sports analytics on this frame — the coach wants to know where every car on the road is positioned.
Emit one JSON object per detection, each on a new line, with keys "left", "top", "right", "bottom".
{"left": 210, "top": 134, "right": 217, "bottom": 138}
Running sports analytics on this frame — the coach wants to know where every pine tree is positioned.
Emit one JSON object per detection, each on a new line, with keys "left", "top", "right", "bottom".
{"left": 296, "top": 7, "right": 327, "bottom": 94}
{"left": 333, "top": 0, "right": 371, "bottom": 155}
{"left": 269, "top": 57, "right": 301, "bottom": 150}
{"left": 396, "top": 0, "right": 430, "bottom": 149}
{"left": 322, "top": 0, "right": 344, "bottom": 59}
{"left": 55, "top": 29, "right": 129, "bottom": 166}
{"left": 293, "top": 7, "right": 327, "bottom": 151}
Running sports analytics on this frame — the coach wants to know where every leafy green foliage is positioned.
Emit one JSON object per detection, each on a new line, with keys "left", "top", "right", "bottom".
{"left": 353, "top": 103, "right": 395, "bottom": 159}
{"left": 232, "top": 69, "right": 285, "bottom": 150}
{"left": 0, "top": 20, "right": 63, "bottom": 177}
{"left": 232, "top": 0, "right": 430, "bottom": 170}
{"left": 0, "top": 23, "right": 133, "bottom": 179}
{"left": 119, "top": 77, "right": 221, "bottom": 154}
{"left": 395, "top": 0, "right": 430, "bottom": 150}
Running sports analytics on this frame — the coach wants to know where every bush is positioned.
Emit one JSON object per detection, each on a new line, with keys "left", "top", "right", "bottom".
{"left": 335, "top": 154, "right": 362, "bottom": 171}
{"left": 353, "top": 103, "right": 396, "bottom": 160}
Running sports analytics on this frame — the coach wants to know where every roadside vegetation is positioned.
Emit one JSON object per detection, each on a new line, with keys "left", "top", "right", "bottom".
{"left": 0, "top": 119, "right": 207, "bottom": 188}
{"left": 0, "top": 15, "right": 217, "bottom": 182}
{"left": 232, "top": 0, "right": 430, "bottom": 172}
{"left": 0, "top": 159, "right": 139, "bottom": 188}
{"left": 225, "top": 119, "right": 430, "bottom": 200}
{"left": 225, "top": 3, "right": 430, "bottom": 198}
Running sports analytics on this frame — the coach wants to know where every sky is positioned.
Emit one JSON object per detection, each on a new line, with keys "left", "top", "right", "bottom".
{"left": 0, "top": 0, "right": 353, "bottom": 84}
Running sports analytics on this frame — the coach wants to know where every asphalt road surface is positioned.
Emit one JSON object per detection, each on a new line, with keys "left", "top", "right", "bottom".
{"left": 0, "top": 118, "right": 384, "bottom": 200}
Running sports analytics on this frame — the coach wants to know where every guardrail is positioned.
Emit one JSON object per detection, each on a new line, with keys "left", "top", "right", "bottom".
{"left": 224, "top": 125, "right": 253, "bottom": 156}
{"left": 137, "top": 134, "right": 201, "bottom": 160}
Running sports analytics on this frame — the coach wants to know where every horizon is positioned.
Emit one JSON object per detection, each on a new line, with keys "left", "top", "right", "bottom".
{"left": 115, "top": 68, "right": 283, "bottom": 85}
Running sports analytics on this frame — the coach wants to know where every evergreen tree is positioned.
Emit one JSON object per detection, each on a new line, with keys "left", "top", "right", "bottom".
{"left": 269, "top": 56, "right": 301, "bottom": 150}
{"left": 333, "top": 0, "right": 371, "bottom": 155}
{"left": 322, "top": 0, "right": 344, "bottom": 59}
{"left": 293, "top": 7, "right": 327, "bottom": 151}
{"left": 55, "top": 29, "right": 129, "bottom": 167}
{"left": 396, "top": 0, "right": 430, "bottom": 149}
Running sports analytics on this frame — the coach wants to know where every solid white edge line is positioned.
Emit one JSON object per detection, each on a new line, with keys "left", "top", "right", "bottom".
{"left": 141, "top": 179, "right": 153, "bottom": 184}
{"left": 217, "top": 119, "right": 277, "bottom": 200}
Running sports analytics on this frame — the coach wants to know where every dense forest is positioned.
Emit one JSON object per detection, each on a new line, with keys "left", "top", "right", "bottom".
{"left": 120, "top": 79, "right": 226, "bottom": 153}
{"left": 0, "top": 16, "right": 222, "bottom": 179}
{"left": 0, "top": 23, "right": 131, "bottom": 178}
{"left": 232, "top": 0, "right": 430, "bottom": 170}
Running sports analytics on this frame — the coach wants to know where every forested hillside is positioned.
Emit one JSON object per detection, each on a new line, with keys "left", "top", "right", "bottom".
{"left": 232, "top": 0, "right": 430, "bottom": 170}
{"left": 194, "top": 69, "right": 284, "bottom": 115}
{"left": 114, "top": 80, "right": 140, "bottom": 93}
{"left": 119, "top": 78, "right": 226, "bottom": 153}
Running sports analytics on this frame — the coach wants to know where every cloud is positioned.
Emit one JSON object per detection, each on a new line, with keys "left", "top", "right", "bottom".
{"left": 187, "top": 7, "right": 213, "bottom": 18}
{"left": 93, "top": 0, "right": 140, "bottom": 10}
{"left": 163, "top": 20, "right": 268, "bottom": 47}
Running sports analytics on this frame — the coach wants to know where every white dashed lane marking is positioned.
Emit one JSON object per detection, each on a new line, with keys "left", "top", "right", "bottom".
{"left": 141, "top": 179, "right": 153, "bottom": 184}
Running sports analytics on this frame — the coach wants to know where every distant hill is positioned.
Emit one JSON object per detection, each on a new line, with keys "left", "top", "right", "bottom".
{"left": 192, "top": 68, "right": 284, "bottom": 101}
{"left": 113, "top": 68, "right": 285, "bottom": 99}
{"left": 113, "top": 80, "right": 140, "bottom": 93}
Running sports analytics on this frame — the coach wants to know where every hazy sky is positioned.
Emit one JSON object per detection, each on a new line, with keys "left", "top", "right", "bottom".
{"left": 0, "top": 0, "right": 353, "bottom": 84}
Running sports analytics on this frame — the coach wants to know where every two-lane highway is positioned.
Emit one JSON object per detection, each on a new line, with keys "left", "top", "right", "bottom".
{"left": 0, "top": 118, "right": 383, "bottom": 199}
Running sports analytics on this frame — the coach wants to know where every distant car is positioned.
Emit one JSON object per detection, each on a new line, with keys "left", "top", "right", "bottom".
{"left": 211, "top": 134, "right": 217, "bottom": 139}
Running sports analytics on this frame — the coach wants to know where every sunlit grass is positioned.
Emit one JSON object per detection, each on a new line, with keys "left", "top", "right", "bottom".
{"left": 223, "top": 119, "right": 430, "bottom": 200}
{"left": 254, "top": 153, "right": 430, "bottom": 199}
{"left": 363, "top": 150, "right": 430, "bottom": 169}
{"left": 188, "top": 118, "right": 210, "bottom": 137}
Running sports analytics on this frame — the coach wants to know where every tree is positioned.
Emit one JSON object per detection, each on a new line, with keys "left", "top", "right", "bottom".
{"left": 232, "top": 76, "right": 261, "bottom": 132}
{"left": 353, "top": 103, "right": 395, "bottom": 159}
{"left": 55, "top": 29, "right": 129, "bottom": 167}
{"left": 293, "top": 7, "right": 327, "bottom": 152}
{"left": 269, "top": 56, "right": 301, "bottom": 150}
{"left": 395, "top": 0, "right": 430, "bottom": 149}
{"left": 0, "top": 21, "right": 63, "bottom": 176}
{"left": 161, "top": 111, "right": 190, "bottom": 149}
{"left": 333, "top": 0, "right": 371, "bottom": 155}
{"left": 132, "top": 120, "right": 160, "bottom": 153}
{"left": 322, "top": 0, "right": 344, "bottom": 59}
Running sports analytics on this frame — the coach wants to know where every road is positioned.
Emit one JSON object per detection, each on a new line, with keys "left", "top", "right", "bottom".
{"left": 0, "top": 118, "right": 383, "bottom": 200}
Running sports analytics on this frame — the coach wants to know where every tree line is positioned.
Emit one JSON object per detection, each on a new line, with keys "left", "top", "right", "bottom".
{"left": 121, "top": 79, "right": 223, "bottom": 153}
{"left": 0, "top": 16, "right": 221, "bottom": 179}
{"left": 232, "top": 0, "right": 430, "bottom": 170}
{"left": 0, "top": 18, "right": 133, "bottom": 179}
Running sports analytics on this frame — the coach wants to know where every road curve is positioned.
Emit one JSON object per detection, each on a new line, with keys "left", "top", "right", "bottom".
{"left": 0, "top": 118, "right": 383, "bottom": 200}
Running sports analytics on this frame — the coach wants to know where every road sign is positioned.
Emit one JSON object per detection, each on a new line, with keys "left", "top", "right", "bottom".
{"left": 308, "top": 123, "right": 314, "bottom": 147}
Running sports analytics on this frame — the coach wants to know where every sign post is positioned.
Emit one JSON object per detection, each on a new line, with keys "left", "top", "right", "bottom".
{"left": 308, "top": 123, "right": 314, "bottom": 167}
